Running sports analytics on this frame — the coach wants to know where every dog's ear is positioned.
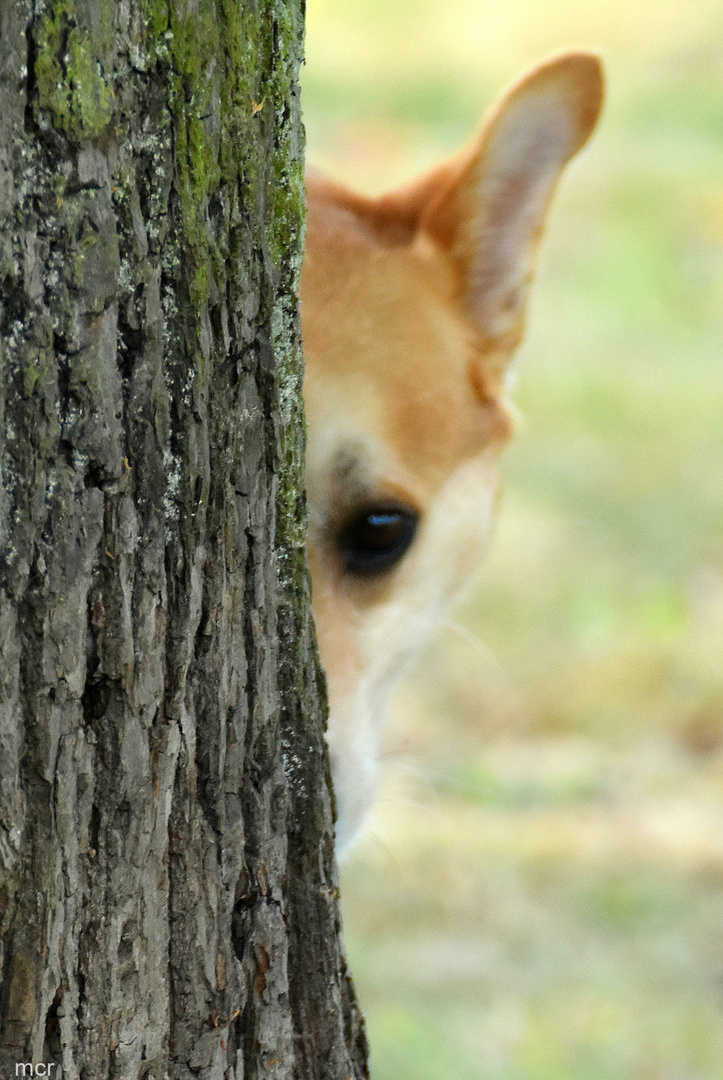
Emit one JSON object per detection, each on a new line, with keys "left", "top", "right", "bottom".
{"left": 415, "top": 53, "right": 603, "bottom": 363}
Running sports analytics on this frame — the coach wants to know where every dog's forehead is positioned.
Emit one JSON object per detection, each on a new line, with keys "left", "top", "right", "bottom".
{"left": 302, "top": 201, "right": 493, "bottom": 496}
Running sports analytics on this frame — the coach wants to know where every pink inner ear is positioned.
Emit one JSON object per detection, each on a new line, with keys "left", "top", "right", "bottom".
{"left": 464, "top": 92, "right": 575, "bottom": 340}
{"left": 413, "top": 54, "right": 604, "bottom": 348}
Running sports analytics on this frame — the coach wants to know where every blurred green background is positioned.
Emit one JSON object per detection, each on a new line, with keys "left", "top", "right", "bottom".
{"left": 302, "top": 1, "right": 723, "bottom": 1077}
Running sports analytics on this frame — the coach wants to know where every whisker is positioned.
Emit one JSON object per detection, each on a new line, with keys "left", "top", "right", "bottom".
{"left": 389, "top": 759, "right": 440, "bottom": 801}
{"left": 357, "top": 828, "right": 397, "bottom": 867}
{"left": 443, "top": 618, "right": 510, "bottom": 684}
{"left": 376, "top": 764, "right": 444, "bottom": 820}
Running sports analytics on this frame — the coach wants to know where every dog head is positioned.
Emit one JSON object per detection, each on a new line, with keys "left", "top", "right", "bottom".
{"left": 301, "top": 53, "right": 604, "bottom": 852}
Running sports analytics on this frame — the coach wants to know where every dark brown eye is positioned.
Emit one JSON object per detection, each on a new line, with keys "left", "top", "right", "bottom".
{"left": 338, "top": 506, "right": 419, "bottom": 576}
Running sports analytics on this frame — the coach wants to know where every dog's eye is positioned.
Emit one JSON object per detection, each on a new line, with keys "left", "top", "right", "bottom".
{"left": 338, "top": 506, "right": 419, "bottom": 576}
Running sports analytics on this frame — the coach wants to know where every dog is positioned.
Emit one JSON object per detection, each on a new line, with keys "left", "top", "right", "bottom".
{"left": 301, "top": 53, "right": 604, "bottom": 854}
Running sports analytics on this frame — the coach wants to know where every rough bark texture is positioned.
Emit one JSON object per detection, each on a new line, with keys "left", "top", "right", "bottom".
{"left": 0, "top": 2, "right": 368, "bottom": 1077}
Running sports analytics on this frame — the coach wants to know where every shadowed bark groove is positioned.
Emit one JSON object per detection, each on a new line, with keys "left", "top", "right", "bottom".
{"left": 0, "top": 1, "right": 369, "bottom": 1077}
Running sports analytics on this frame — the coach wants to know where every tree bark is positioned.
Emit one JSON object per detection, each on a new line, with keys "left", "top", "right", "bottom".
{"left": 0, "top": 2, "right": 368, "bottom": 1078}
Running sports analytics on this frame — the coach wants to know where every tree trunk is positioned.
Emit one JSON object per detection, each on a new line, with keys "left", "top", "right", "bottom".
{"left": 0, "top": 2, "right": 368, "bottom": 1078}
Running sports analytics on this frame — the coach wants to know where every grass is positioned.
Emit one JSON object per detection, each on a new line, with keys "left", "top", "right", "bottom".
{"left": 302, "top": 1, "right": 723, "bottom": 1076}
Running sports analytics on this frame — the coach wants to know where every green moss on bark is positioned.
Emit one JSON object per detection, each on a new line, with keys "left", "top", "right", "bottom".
{"left": 142, "top": 1, "right": 306, "bottom": 355}
{"left": 35, "top": 1, "right": 114, "bottom": 139}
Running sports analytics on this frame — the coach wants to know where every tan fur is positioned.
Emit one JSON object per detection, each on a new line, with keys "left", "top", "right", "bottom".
{"left": 301, "top": 53, "right": 604, "bottom": 852}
